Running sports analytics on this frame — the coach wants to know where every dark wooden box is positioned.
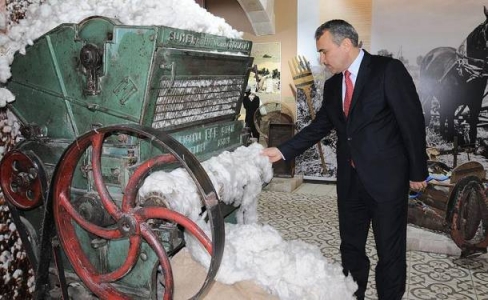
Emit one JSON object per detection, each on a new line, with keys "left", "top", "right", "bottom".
{"left": 268, "top": 123, "right": 295, "bottom": 177}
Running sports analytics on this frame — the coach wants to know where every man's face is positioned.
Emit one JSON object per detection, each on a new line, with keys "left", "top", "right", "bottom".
{"left": 316, "top": 31, "right": 349, "bottom": 74}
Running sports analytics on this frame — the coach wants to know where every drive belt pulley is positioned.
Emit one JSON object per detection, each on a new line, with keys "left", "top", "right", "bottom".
{"left": 51, "top": 124, "right": 224, "bottom": 299}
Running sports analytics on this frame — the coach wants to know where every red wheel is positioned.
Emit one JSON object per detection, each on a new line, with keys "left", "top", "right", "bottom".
{"left": 52, "top": 124, "right": 224, "bottom": 299}
{"left": 450, "top": 176, "right": 488, "bottom": 256}
{"left": 0, "top": 149, "right": 46, "bottom": 209}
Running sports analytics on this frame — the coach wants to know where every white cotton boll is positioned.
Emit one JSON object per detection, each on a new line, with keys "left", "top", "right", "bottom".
{"left": 18, "top": 46, "right": 26, "bottom": 55}
{"left": 39, "top": 3, "right": 53, "bottom": 18}
{"left": 0, "top": 12, "right": 7, "bottom": 31}
{"left": 6, "top": 25, "right": 22, "bottom": 42}
{"left": 0, "top": 34, "right": 12, "bottom": 46}
{"left": 26, "top": 4, "right": 41, "bottom": 19}
{"left": 0, "top": 250, "right": 12, "bottom": 264}
{"left": 79, "top": 1, "right": 94, "bottom": 11}
{"left": 17, "top": 19, "right": 29, "bottom": 31}
{"left": 5, "top": 51, "right": 15, "bottom": 65}
{"left": 15, "top": 250, "right": 26, "bottom": 259}
{"left": 27, "top": 275, "right": 35, "bottom": 292}
{"left": 0, "top": 88, "right": 15, "bottom": 107}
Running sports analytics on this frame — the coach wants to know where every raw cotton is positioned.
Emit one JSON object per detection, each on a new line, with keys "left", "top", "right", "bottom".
{"left": 140, "top": 143, "right": 357, "bottom": 299}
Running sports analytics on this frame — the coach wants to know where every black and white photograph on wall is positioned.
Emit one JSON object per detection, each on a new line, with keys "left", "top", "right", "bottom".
{"left": 293, "top": 77, "right": 337, "bottom": 180}
{"left": 248, "top": 42, "right": 281, "bottom": 103}
{"left": 371, "top": 0, "right": 488, "bottom": 170}
{"left": 296, "top": 0, "right": 488, "bottom": 180}
{"left": 294, "top": 0, "right": 337, "bottom": 180}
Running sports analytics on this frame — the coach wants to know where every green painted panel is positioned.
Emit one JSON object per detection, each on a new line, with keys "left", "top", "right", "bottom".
{"left": 171, "top": 121, "right": 243, "bottom": 157}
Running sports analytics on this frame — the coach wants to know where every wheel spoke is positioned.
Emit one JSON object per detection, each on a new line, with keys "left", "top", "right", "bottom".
{"left": 136, "top": 206, "right": 212, "bottom": 253}
{"left": 122, "top": 154, "right": 177, "bottom": 212}
{"left": 96, "top": 235, "right": 142, "bottom": 282}
{"left": 58, "top": 192, "right": 122, "bottom": 240}
{"left": 91, "top": 133, "right": 122, "bottom": 219}
{"left": 140, "top": 222, "right": 174, "bottom": 300}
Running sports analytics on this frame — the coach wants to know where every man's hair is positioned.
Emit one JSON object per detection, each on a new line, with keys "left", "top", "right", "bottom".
{"left": 314, "top": 19, "right": 359, "bottom": 47}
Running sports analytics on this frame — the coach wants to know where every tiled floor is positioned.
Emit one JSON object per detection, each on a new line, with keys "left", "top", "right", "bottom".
{"left": 259, "top": 182, "right": 488, "bottom": 300}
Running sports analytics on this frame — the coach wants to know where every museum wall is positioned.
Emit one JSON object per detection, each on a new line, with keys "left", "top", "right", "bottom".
{"left": 208, "top": 0, "right": 298, "bottom": 107}
{"left": 208, "top": 0, "right": 373, "bottom": 120}
{"left": 206, "top": 0, "right": 254, "bottom": 34}
{"left": 209, "top": 0, "right": 488, "bottom": 180}
{"left": 318, "top": 0, "right": 372, "bottom": 51}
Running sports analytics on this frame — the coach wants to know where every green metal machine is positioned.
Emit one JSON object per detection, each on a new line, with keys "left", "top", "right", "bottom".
{"left": 0, "top": 16, "right": 253, "bottom": 299}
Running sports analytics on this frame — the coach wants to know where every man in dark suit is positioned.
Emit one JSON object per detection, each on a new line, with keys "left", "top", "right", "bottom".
{"left": 262, "top": 20, "right": 428, "bottom": 300}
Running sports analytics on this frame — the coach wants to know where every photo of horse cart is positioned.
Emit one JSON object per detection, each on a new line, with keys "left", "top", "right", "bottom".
{"left": 420, "top": 6, "right": 488, "bottom": 148}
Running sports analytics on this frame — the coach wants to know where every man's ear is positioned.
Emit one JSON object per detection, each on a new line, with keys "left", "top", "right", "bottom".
{"left": 342, "top": 38, "right": 352, "bottom": 49}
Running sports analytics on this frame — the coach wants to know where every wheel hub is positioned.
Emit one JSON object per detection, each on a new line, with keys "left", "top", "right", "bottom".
{"left": 0, "top": 149, "right": 46, "bottom": 209}
{"left": 118, "top": 214, "right": 139, "bottom": 236}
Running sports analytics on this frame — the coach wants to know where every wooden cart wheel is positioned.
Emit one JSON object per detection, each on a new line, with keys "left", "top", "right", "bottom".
{"left": 449, "top": 176, "right": 488, "bottom": 256}
{"left": 52, "top": 124, "right": 224, "bottom": 300}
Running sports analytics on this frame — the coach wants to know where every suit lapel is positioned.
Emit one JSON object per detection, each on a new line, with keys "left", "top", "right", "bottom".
{"left": 347, "top": 52, "right": 371, "bottom": 124}
{"left": 331, "top": 74, "right": 346, "bottom": 123}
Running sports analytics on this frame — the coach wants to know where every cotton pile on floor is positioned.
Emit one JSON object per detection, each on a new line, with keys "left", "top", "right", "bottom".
{"left": 139, "top": 143, "right": 357, "bottom": 299}
{"left": 0, "top": 0, "right": 242, "bottom": 106}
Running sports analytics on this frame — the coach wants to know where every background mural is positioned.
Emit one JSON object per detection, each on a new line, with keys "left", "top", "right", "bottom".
{"left": 296, "top": 0, "right": 488, "bottom": 180}
{"left": 371, "top": 0, "right": 488, "bottom": 170}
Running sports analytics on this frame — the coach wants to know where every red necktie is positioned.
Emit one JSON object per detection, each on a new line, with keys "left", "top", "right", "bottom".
{"left": 343, "top": 70, "right": 353, "bottom": 117}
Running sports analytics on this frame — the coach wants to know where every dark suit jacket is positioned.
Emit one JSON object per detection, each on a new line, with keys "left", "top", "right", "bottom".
{"left": 279, "top": 51, "right": 428, "bottom": 202}
{"left": 243, "top": 94, "right": 260, "bottom": 126}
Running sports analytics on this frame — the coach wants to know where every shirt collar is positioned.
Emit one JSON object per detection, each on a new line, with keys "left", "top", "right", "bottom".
{"left": 344, "top": 49, "right": 364, "bottom": 78}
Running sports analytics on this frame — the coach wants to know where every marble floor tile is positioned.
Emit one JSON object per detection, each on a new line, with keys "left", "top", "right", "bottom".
{"left": 258, "top": 183, "right": 488, "bottom": 300}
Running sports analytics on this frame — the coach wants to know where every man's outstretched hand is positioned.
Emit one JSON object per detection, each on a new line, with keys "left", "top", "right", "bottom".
{"left": 261, "top": 147, "right": 284, "bottom": 163}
